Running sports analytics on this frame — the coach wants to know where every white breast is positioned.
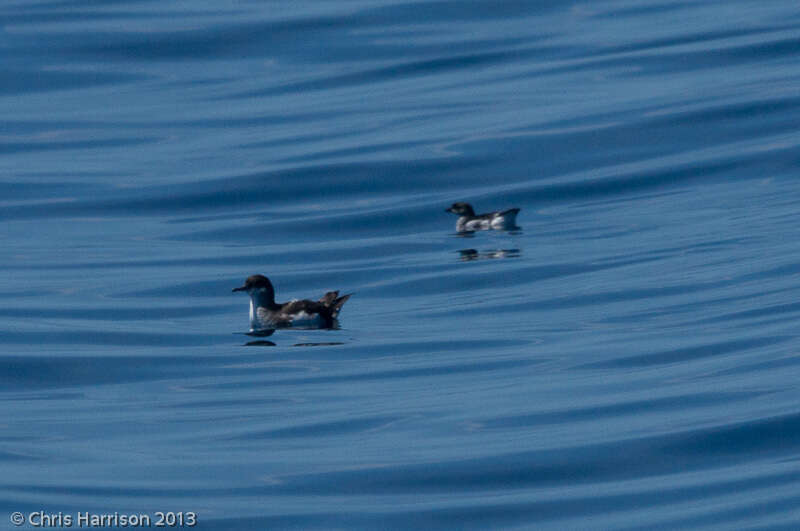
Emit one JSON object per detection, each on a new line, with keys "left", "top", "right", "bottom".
{"left": 249, "top": 299, "right": 258, "bottom": 328}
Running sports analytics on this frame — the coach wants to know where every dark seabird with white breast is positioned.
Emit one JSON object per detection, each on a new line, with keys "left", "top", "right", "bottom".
{"left": 445, "top": 202, "right": 520, "bottom": 232}
{"left": 233, "top": 275, "right": 351, "bottom": 331}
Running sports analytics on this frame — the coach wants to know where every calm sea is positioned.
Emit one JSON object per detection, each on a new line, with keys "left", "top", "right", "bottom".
{"left": 3, "top": 1, "right": 800, "bottom": 529}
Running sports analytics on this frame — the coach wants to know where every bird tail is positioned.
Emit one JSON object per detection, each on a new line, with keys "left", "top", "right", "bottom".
{"left": 330, "top": 293, "right": 352, "bottom": 318}
{"left": 499, "top": 208, "right": 520, "bottom": 224}
{"left": 319, "top": 290, "right": 339, "bottom": 305}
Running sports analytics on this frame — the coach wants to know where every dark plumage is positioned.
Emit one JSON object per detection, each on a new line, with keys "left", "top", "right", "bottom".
{"left": 233, "top": 275, "right": 351, "bottom": 330}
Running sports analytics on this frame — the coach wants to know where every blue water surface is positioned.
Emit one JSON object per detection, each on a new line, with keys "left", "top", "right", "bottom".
{"left": 2, "top": 0, "right": 800, "bottom": 529}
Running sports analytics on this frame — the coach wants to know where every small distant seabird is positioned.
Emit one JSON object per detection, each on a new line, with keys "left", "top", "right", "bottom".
{"left": 446, "top": 202, "right": 520, "bottom": 232}
{"left": 233, "top": 275, "right": 351, "bottom": 330}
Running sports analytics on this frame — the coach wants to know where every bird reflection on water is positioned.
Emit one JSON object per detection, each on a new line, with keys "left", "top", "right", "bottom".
{"left": 458, "top": 248, "right": 521, "bottom": 261}
{"left": 243, "top": 328, "right": 344, "bottom": 347}
{"left": 243, "top": 328, "right": 276, "bottom": 346}
{"left": 244, "top": 339, "right": 277, "bottom": 346}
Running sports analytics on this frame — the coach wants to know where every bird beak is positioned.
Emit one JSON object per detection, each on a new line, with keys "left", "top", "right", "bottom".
{"left": 445, "top": 207, "right": 453, "bottom": 213}
{"left": 232, "top": 286, "right": 247, "bottom": 292}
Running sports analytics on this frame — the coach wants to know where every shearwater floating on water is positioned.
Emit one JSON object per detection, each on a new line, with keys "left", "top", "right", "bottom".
{"left": 233, "top": 274, "right": 351, "bottom": 331}
{"left": 446, "top": 202, "right": 520, "bottom": 232}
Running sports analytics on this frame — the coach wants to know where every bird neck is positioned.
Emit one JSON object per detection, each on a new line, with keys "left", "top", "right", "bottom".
{"left": 250, "top": 289, "right": 279, "bottom": 310}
